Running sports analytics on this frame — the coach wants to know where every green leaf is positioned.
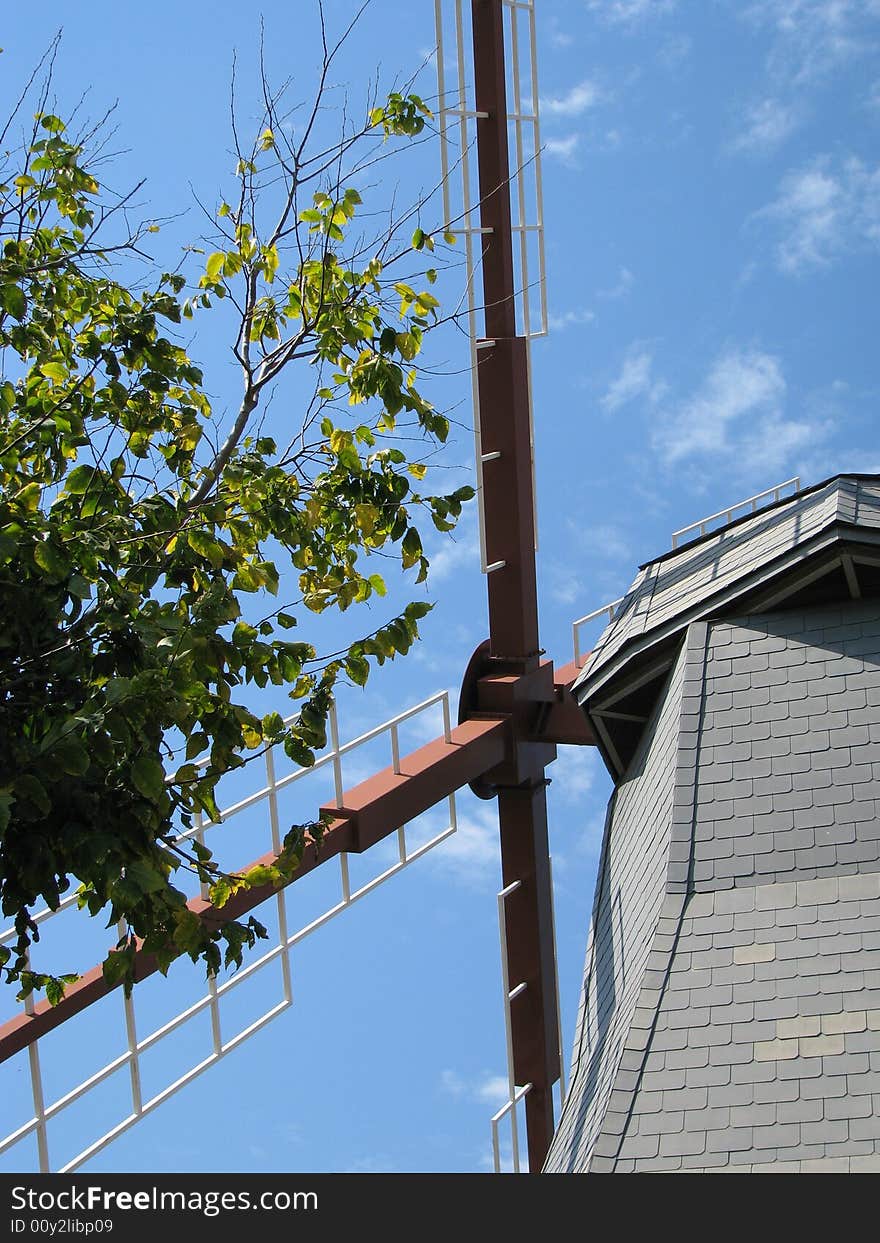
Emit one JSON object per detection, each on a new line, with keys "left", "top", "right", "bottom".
{"left": 64, "top": 465, "right": 98, "bottom": 495}
{"left": 284, "top": 735, "right": 315, "bottom": 768}
{"left": 401, "top": 527, "right": 423, "bottom": 569}
{"left": 45, "top": 977, "right": 68, "bottom": 1006}
{"left": 33, "top": 540, "right": 69, "bottom": 581}
{"left": 0, "top": 792, "right": 13, "bottom": 836}
{"left": 233, "top": 563, "right": 262, "bottom": 592}
{"left": 125, "top": 859, "right": 167, "bottom": 895}
{"left": 345, "top": 653, "right": 369, "bottom": 686}
{"left": 131, "top": 756, "right": 166, "bottom": 802}
{"left": 51, "top": 738, "right": 89, "bottom": 777}
{"left": 185, "top": 732, "right": 208, "bottom": 761}
{"left": 14, "top": 775, "right": 50, "bottom": 817}
{"left": 102, "top": 950, "right": 132, "bottom": 989}
{"left": 65, "top": 572, "right": 90, "bottom": 600}
{"left": 0, "top": 284, "right": 25, "bottom": 319}
{"left": 187, "top": 529, "right": 225, "bottom": 570}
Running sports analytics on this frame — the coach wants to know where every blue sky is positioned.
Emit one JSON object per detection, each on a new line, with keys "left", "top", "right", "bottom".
{"left": 1, "top": 0, "right": 880, "bottom": 1173}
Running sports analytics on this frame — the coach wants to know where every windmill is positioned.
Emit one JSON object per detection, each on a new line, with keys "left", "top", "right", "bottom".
{"left": 0, "top": 0, "right": 596, "bottom": 1175}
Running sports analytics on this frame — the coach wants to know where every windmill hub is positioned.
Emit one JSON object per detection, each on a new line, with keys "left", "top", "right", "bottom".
{"left": 458, "top": 639, "right": 557, "bottom": 799}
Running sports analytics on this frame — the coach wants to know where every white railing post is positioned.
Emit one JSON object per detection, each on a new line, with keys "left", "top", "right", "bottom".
{"left": 572, "top": 598, "right": 623, "bottom": 668}
{"left": 23, "top": 955, "right": 50, "bottom": 1173}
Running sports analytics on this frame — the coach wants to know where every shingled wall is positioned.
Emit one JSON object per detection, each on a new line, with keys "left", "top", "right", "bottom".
{"left": 546, "top": 642, "right": 687, "bottom": 1169}
{"left": 546, "top": 598, "right": 880, "bottom": 1172}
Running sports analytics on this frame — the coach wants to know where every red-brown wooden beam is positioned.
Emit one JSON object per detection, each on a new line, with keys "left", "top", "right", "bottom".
{"left": 499, "top": 783, "right": 560, "bottom": 1165}
{"left": 539, "top": 660, "right": 597, "bottom": 747}
{"left": 470, "top": 0, "right": 560, "bottom": 1172}
{"left": 321, "top": 715, "right": 509, "bottom": 848}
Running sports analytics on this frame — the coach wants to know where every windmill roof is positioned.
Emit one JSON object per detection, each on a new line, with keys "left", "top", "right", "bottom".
{"left": 573, "top": 473, "right": 880, "bottom": 777}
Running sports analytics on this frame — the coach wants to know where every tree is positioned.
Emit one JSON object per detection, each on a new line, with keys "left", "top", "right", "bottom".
{"left": 0, "top": 24, "right": 472, "bottom": 1003}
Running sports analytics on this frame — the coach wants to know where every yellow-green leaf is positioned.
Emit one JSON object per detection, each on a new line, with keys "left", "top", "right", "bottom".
{"left": 206, "top": 252, "right": 225, "bottom": 282}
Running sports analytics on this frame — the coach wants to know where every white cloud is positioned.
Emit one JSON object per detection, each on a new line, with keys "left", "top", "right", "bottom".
{"left": 474, "top": 1074, "right": 510, "bottom": 1105}
{"left": 547, "top": 521, "right": 632, "bottom": 612}
{"left": 758, "top": 155, "right": 880, "bottom": 272}
{"left": 601, "top": 346, "right": 666, "bottom": 413}
{"left": 548, "top": 17, "right": 574, "bottom": 48}
{"left": 439, "top": 1068, "right": 466, "bottom": 1096}
{"left": 571, "top": 808, "right": 612, "bottom": 861}
{"left": 655, "top": 349, "right": 784, "bottom": 463}
{"left": 658, "top": 33, "right": 693, "bottom": 68}
{"left": 425, "top": 799, "right": 501, "bottom": 887}
{"left": 598, "top": 266, "right": 634, "bottom": 300}
{"left": 425, "top": 514, "right": 480, "bottom": 584}
{"left": 440, "top": 1069, "right": 509, "bottom": 1106}
{"left": 586, "top": 0, "right": 677, "bottom": 25}
{"left": 548, "top": 306, "right": 595, "bottom": 330}
{"left": 820, "top": 449, "right": 880, "bottom": 474}
{"left": 742, "top": 0, "right": 880, "bottom": 85}
{"left": 549, "top": 745, "right": 601, "bottom": 806}
{"left": 548, "top": 564, "right": 582, "bottom": 607}
{"left": 544, "top": 133, "right": 581, "bottom": 166}
{"left": 566, "top": 518, "right": 632, "bottom": 564}
{"left": 541, "top": 80, "right": 601, "bottom": 117}
{"left": 764, "top": 164, "right": 841, "bottom": 269}
{"left": 652, "top": 348, "right": 833, "bottom": 478}
{"left": 731, "top": 98, "right": 800, "bottom": 154}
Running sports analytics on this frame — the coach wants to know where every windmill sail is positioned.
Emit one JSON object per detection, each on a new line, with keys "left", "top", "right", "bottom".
{"left": 0, "top": 695, "right": 460, "bottom": 1172}
{"left": 434, "top": 0, "right": 546, "bottom": 570}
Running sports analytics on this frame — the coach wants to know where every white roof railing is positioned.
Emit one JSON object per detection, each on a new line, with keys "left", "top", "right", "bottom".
{"left": 671, "top": 477, "right": 800, "bottom": 550}
{"left": 572, "top": 598, "right": 623, "bottom": 668}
